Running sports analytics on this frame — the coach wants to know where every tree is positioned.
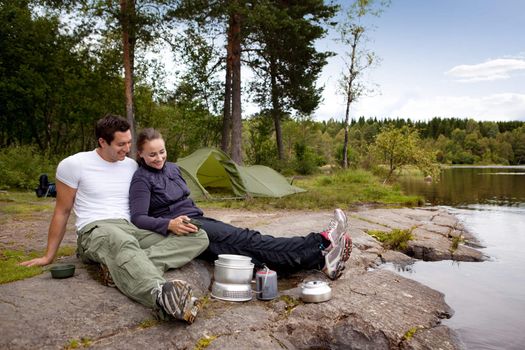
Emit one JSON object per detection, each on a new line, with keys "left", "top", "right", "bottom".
{"left": 337, "top": 0, "right": 388, "bottom": 168}
{"left": 246, "top": 0, "right": 338, "bottom": 160}
{"left": 40, "top": 0, "right": 171, "bottom": 154}
{"left": 170, "top": 0, "right": 246, "bottom": 163}
{"left": 0, "top": 1, "right": 123, "bottom": 152}
{"left": 371, "top": 125, "right": 439, "bottom": 183}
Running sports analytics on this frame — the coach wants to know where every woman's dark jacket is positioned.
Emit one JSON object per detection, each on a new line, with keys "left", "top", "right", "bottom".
{"left": 129, "top": 162, "right": 203, "bottom": 236}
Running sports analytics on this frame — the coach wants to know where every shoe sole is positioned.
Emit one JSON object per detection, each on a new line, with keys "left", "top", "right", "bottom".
{"left": 341, "top": 233, "right": 352, "bottom": 262}
{"left": 183, "top": 298, "right": 201, "bottom": 324}
{"left": 324, "top": 234, "right": 352, "bottom": 280}
{"left": 330, "top": 209, "right": 347, "bottom": 244}
{"left": 164, "top": 280, "right": 199, "bottom": 324}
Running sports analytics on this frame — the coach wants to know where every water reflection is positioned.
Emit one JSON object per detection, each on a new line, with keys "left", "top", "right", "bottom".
{"left": 399, "top": 166, "right": 525, "bottom": 206}
{"left": 391, "top": 169, "right": 525, "bottom": 350}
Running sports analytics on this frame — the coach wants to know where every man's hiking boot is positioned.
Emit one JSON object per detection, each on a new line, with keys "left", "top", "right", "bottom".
{"left": 99, "top": 263, "right": 115, "bottom": 288}
{"left": 153, "top": 279, "right": 200, "bottom": 324}
{"left": 320, "top": 209, "right": 352, "bottom": 280}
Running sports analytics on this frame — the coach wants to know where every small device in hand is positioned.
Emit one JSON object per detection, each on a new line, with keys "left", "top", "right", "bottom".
{"left": 183, "top": 218, "right": 202, "bottom": 229}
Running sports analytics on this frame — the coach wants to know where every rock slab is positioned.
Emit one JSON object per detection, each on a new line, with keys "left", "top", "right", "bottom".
{"left": 0, "top": 207, "right": 479, "bottom": 349}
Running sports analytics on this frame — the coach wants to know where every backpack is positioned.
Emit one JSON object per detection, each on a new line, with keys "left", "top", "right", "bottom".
{"left": 35, "top": 174, "right": 57, "bottom": 198}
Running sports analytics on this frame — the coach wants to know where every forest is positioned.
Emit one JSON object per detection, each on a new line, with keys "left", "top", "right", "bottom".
{"left": 1, "top": 1, "right": 524, "bottom": 190}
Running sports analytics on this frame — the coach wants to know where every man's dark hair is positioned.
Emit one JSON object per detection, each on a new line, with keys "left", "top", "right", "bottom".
{"left": 95, "top": 114, "right": 131, "bottom": 147}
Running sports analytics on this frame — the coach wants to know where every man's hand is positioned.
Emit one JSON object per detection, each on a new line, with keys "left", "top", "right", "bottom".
{"left": 19, "top": 256, "right": 53, "bottom": 267}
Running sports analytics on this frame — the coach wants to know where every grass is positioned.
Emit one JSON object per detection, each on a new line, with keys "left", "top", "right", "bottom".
{"left": 449, "top": 234, "right": 464, "bottom": 253}
{"left": 0, "top": 191, "right": 54, "bottom": 217}
{"left": 402, "top": 326, "right": 419, "bottom": 341}
{"left": 198, "top": 168, "right": 423, "bottom": 211}
{"left": 279, "top": 295, "right": 301, "bottom": 316}
{"left": 0, "top": 169, "right": 421, "bottom": 284}
{"left": 138, "top": 318, "right": 160, "bottom": 329}
{"left": 194, "top": 335, "right": 218, "bottom": 350}
{"left": 64, "top": 337, "right": 92, "bottom": 349}
{"left": 368, "top": 228, "right": 414, "bottom": 252}
{"left": 0, "top": 246, "right": 77, "bottom": 284}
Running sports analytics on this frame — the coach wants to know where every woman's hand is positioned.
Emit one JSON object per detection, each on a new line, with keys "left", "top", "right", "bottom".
{"left": 168, "top": 216, "right": 199, "bottom": 235}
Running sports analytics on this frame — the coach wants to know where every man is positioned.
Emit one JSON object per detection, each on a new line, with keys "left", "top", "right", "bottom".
{"left": 21, "top": 114, "right": 209, "bottom": 324}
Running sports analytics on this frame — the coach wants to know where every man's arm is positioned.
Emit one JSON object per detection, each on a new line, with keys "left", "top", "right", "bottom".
{"left": 20, "top": 180, "right": 77, "bottom": 267}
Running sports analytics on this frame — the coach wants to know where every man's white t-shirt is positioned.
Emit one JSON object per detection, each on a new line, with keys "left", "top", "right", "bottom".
{"left": 56, "top": 150, "right": 138, "bottom": 231}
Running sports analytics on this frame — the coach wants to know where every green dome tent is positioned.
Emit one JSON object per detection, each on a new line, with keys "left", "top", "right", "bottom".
{"left": 175, "top": 147, "right": 305, "bottom": 199}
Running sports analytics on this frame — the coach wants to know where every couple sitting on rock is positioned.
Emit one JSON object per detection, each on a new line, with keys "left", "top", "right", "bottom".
{"left": 21, "top": 114, "right": 352, "bottom": 324}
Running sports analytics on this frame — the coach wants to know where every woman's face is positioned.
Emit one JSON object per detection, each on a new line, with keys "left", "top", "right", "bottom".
{"left": 139, "top": 138, "right": 167, "bottom": 170}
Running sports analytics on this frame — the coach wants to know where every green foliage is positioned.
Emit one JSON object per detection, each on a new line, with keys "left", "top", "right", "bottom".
{"left": 449, "top": 235, "right": 464, "bottom": 253}
{"left": 138, "top": 102, "right": 221, "bottom": 161}
{"left": 1, "top": 2, "right": 525, "bottom": 176}
{"left": 194, "top": 335, "right": 218, "bottom": 350}
{"left": 0, "top": 250, "right": 42, "bottom": 284}
{"left": 403, "top": 326, "right": 419, "bottom": 341}
{"left": 245, "top": 114, "right": 280, "bottom": 166}
{"left": 64, "top": 337, "right": 91, "bottom": 349}
{"left": 0, "top": 145, "right": 58, "bottom": 190}
{"left": 0, "top": 246, "right": 76, "bottom": 284}
{"left": 293, "top": 142, "right": 320, "bottom": 175}
{"left": 371, "top": 125, "right": 440, "bottom": 182}
{"left": 138, "top": 318, "right": 160, "bottom": 329}
{"left": 368, "top": 228, "right": 413, "bottom": 251}
{"left": 0, "top": 190, "right": 55, "bottom": 211}
{"left": 199, "top": 169, "right": 422, "bottom": 211}
{"left": 279, "top": 295, "right": 301, "bottom": 315}
{"left": 0, "top": 2, "right": 125, "bottom": 152}
{"left": 65, "top": 339, "right": 80, "bottom": 349}
{"left": 335, "top": 143, "right": 360, "bottom": 168}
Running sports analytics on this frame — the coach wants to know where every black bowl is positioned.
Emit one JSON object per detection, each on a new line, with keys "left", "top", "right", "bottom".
{"left": 50, "top": 264, "right": 76, "bottom": 279}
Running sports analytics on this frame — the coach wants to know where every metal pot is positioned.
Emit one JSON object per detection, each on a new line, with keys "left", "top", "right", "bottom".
{"left": 300, "top": 280, "right": 332, "bottom": 303}
{"left": 217, "top": 254, "right": 252, "bottom": 265}
{"left": 214, "top": 260, "right": 254, "bottom": 284}
{"left": 211, "top": 281, "right": 252, "bottom": 302}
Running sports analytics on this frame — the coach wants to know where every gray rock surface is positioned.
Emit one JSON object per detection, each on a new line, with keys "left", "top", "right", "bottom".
{"left": 0, "top": 207, "right": 482, "bottom": 349}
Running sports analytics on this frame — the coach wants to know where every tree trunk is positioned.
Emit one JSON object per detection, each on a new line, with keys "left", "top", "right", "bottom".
{"left": 342, "top": 94, "right": 350, "bottom": 168}
{"left": 342, "top": 34, "right": 359, "bottom": 169}
{"left": 269, "top": 58, "right": 284, "bottom": 160}
{"left": 230, "top": 11, "right": 242, "bottom": 164}
{"left": 120, "top": 0, "right": 136, "bottom": 155}
{"left": 221, "top": 22, "right": 233, "bottom": 154}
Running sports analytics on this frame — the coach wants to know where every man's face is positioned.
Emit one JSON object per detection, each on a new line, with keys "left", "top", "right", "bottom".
{"left": 98, "top": 130, "right": 132, "bottom": 162}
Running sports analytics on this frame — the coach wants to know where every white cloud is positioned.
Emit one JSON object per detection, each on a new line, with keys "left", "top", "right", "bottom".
{"left": 446, "top": 58, "right": 525, "bottom": 82}
{"left": 315, "top": 93, "right": 525, "bottom": 122}
{"left": 368, "top": 93, "right": 525, "bottom": 121}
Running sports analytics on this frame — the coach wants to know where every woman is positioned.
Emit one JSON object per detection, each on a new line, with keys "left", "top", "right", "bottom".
{"left": 129, "top": 128, "right": 351, "bottom": 279}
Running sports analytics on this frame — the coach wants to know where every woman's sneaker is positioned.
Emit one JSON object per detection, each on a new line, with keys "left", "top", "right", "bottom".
{"left": 321, "top": 209, "right": 352, "bottom": 280}
{"left": 153, "top": 279, "right": 200, "bottom": 324}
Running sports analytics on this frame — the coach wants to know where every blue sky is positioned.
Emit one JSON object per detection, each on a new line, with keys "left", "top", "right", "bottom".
{"left": 314, "top": 0, "right": 525, "bottom": 122}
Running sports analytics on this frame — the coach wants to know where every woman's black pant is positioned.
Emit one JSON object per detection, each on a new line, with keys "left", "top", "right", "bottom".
{"left": 195, "top": 216, "right": 325, "bottom": 275}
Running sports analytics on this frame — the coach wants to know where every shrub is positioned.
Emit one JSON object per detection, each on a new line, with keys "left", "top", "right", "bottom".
{"left": 293, "top": 142, "right": 319, "bottom": 175}
{"left": 0, "top": 145, "right": 57, "bottom": 190}
{"left": 368, "top": 228, "right": 414, "bottom": 251}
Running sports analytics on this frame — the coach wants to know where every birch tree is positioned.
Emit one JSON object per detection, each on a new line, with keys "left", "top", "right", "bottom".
{"left": 338, "top": 0, "right": 388, "bottom": 168}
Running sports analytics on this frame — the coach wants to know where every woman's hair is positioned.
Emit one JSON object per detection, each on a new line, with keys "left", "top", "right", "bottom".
{"left": 95, "top": 114, "right": 130, "bottom": 147}
{"left": 136, "top": 128, "right": 163, "bottom": 166}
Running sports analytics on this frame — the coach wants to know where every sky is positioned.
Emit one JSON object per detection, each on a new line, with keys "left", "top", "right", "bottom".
{"left": 314, "top": 0, "right": 525, "bottom": 123}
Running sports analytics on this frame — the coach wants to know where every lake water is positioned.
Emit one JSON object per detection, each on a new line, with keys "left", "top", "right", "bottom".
{"left": 384, "top": 166, "right": 525, "bottom": 350}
